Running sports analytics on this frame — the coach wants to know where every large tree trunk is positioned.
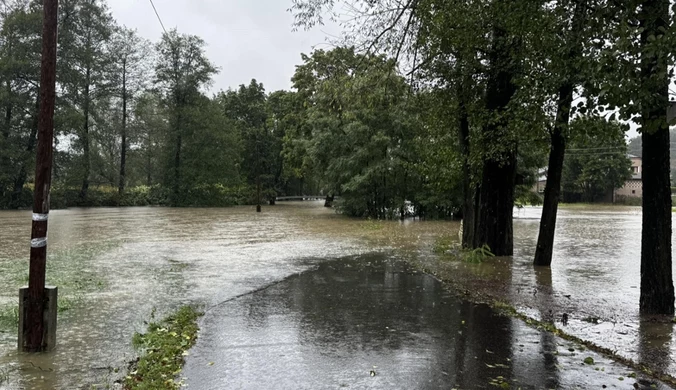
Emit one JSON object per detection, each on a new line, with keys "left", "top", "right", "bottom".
{"left": 118, "top": 60, "right": 127, "bottom": 195}
{"left": 476, "top": 155, "right": 517, "bottom": 256}
{"left": 533, "top": 86, "right": 572, "bottom": 266}
{"left": 79, "top": 64, "right": 91, "bottom": 202}
{"left": 458, "top": 85, "right": 475, "bottom": 248}
{"left": 534, "top": 0, "right": 585, "bottom": 267}
{"left": 474, "top": 23, "right": 519, "bottom": 256}
{"left": 639, "top": 0, "right": 674, "bottom": 315}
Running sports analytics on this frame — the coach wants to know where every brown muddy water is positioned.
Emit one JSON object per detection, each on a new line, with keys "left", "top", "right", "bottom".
{"left": 0, "top": 203, "right": 671, "bottom": 389}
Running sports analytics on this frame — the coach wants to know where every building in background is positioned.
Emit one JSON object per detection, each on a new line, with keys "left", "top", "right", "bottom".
{"left": 614, "top": 155, "right": 642, "bottom": 200}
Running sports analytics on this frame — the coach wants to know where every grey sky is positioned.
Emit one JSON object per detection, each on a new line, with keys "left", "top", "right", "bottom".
{"left": 109, "top": 0, "right": 337, "bottom": 94}
{"left": 108, "top": 1, "right": 643, "bottom": 140}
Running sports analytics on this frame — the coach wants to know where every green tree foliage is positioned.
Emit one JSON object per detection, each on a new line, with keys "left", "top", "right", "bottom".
{"left": 57, "top": 0, "right": 115, "bottom": 202}
{"left": 154, "top": 29, "right": 220, "bottom": 205}
{"left": 292, "top": 47, "right": 430, "bottom": 219}
{"left": 0, "top": 0, "right": 42, "bottom": 207}
{"left": 561, "top": 118, "right": 632, "bottom": 203}
{"left": 218, "top": 80, "right": 282, "bottom": 202}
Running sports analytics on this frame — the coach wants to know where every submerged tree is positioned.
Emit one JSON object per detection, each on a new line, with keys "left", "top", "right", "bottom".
{"left": 154, "top": 29, "right": 218, "bottom": 205}
{"left": 291, "top": 47, "right": 421, "bottom": 218}
{"left": 636, "top": 0, "right": 674, "bottom": 315}
{"left": 109, "top": 27, "right": 151, "bottom": 195}
{"left": 594, "top": 0, "right": 676, "bottom": 314}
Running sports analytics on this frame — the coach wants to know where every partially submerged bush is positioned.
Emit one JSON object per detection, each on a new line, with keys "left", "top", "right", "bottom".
{"left": 125, "top": 306, "right": 203, "bottom": 390}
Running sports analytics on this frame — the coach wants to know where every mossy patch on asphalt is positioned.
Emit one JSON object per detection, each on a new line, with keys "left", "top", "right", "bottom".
{"left": 125, "top": 306, "right": 203, "bottom": 390}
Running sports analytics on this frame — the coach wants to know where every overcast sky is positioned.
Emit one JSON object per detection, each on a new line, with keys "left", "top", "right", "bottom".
{"left": 107, "top": 1, "right": 644, "bottom": 139}
{"left": 108, "top": 0, "right": 338, "bottom": 94}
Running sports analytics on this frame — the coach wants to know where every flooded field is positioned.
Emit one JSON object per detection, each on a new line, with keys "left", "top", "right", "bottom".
{"left": 0, "top": 203, "right": 673, "bottom": 388}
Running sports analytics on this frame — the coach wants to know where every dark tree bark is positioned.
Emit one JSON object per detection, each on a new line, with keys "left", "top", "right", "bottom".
{"left": 534, "top": 0, "right": 586, "bottom": 267}
{"left": 458, "top": 87, "right": 475, "bottom": 248}
{"left": 118, "top": 59, "right": 127, "bottom": 195}
{"left": 639, "top": 0, "right": 674, "bottom": 315}
{"left": 533, "top": 112, "right": 567, "bottom": 266}
{"left": 475, "top": 23, "right": 519, "bottom": 256}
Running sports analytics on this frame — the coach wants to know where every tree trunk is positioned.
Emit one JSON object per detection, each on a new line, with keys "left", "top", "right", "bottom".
{"left": 458, "top": 80, "right": 475, "bottom": 248}
{"left": 476, "top": 155, "right": 517, "bottom": 256}
{"left": 171, "top": 94, "right": 184, "bottom": 205}
{"left": 173, "top": 133, "right": 182, "bottom": 203}
{"left": 118, "top": 60, "right": 127, "bottom": 195}
{"left": 79, "top": 64, "right": 91, "bottom": 203}
{"left": 533, "top": 85, "right": 572, "bottom": 266}
{"left": 475, "top": 23, "right": 519, "bottom": 256}
{"left": 1, "top": 81, "right": 13, "bottom": 201}
{"left": 11, "top": 95, "right": 39, "bottom": 207}
{"left": 146, "top": 141, "right": 152, "bottom": 186}
{"left": 534, "top": 0, "right": 585, "bottom": 267}
{"left": 639, "top": 0, "right": 674, "bottom": 315}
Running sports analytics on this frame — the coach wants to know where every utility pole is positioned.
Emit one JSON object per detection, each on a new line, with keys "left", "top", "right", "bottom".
{"left": 20, "top": 0, "right": 59, "bottom": 352}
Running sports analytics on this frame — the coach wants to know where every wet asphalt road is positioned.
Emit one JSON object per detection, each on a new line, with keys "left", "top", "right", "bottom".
{"left": 183, "top": 255, "right": 667, "bottom": 389}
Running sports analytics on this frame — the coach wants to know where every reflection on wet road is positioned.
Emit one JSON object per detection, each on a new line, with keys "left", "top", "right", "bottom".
{"left": 184, "top": 256, "right": 663, "bottom": 389}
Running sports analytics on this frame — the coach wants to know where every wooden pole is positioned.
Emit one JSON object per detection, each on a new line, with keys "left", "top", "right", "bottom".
{"left": 23, "top": 0, "right": 58, "bottom": 352}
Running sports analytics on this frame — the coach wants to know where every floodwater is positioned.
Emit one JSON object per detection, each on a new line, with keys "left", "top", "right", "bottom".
{"left": 511, "top": 206, "right": 676, "bottom": 375}
{"left": 0, "top": 203, "right": 671, "bottom": 389}
{"left": 184, "top": 256, "right": 662, "bottom": 389}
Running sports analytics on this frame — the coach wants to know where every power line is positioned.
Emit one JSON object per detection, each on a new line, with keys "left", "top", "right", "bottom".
{"left": 148, "top": 0, "right": 167, "bottom": 35}
{"left": 566, "top": 147, "right": 626, "bottom": 151}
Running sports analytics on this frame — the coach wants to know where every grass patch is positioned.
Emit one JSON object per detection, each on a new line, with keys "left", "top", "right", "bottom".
{"left": 0, "top": 306, "right": 18, "bottom": 331}
{"left": 0, "top": 243, "right": 111, "bottom": 334}
{"left": 359, "top": 219, "right": 384, "bottom": 231}
{"left": 433, "top": 237, "right": 495, "bottom": 264}
{"left": 433, "top": 235, "right": 456, "bottom": 254}
{"left": 125, "top": 306, "right": 203, "bottom": 390}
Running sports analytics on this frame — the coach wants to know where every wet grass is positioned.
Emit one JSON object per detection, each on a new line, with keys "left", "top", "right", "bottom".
{"left": 433, "top": 236, "right": 494, "bottom": 264}
{"left": 0, "top": 243, "right": 112, "bottom": 334}
{"left": 125, "top": 306, "right": 203, "bottom": 390}
{"left": 0, "top": 306, "right": 18, "bottom": 332}
{"left": 359, "top": 219, "right": 384, "bottom": 231}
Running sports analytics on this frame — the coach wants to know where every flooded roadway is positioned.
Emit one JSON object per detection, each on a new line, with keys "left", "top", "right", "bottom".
{"left": 184, "top": 256, "right": 662, "bottom": 389}
{"left": 0, "top": 203, "right": 672, "bottom": 388}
